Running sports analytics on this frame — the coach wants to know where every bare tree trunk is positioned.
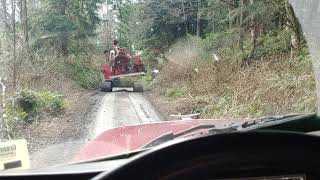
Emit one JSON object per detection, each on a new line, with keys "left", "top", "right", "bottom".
{"left": 181, "top": 1, "right": 188, "bottom": 34}
{"left": 18, "top": 0, "right": 22, "bottom": 21}
{"left": 0, "top": 78, "right": 7, "bottom": 139}
{"left": 105, "top": 1, "right": 112, "bottom": 49}
{"left": 196, "top": 0, "right": 201, "bottom": 37}
{"left": 212, "top": 21, "right": 215, "bottom": 33}
{"left": 18, "top": 0, "right": 28, "bottom": 44}
{"left": 241, "top": 0, "right": 256, "bottom": 66}
{"left": 228, "top": 6, "right": 232, "bottom": 29}
{"left": 239, "top": 0, "right": 244, "bottom": 51}
{"left": 1, "top": 0, "right": 10, "bottom": 30}
{"left": 249, "top": 0, "right": 257, "bottom": 58}
{"left": 0, "top": 0, "right": 9, "bottom": 56}
{"left": 285, "top": 0, "right": 301, "bottom": 51}
{"left": 18, "top": 0, "right": 22, "bottom": 17}
{"left": 23, "top": 0, "right": 28, "bottom": 43}
{"left": 106, "top": 1, "right": 109, "bottom": 47}
{"left": 59, "top": 0, "right": 68, "bottom": 56}
{"left": 12, "top": 0, "right": 17, "bottom": 90}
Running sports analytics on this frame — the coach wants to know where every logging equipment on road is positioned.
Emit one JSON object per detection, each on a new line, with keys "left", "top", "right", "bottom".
{"left": 101, "top": 43, "right": 145, "bottom": 92}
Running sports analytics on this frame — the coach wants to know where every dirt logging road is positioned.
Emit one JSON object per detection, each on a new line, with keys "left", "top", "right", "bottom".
{"left": 90, "top": 90, "right": 162, "bottom": 138}
{"left": 30, "top": 90, "right": 162, "bottom": 169}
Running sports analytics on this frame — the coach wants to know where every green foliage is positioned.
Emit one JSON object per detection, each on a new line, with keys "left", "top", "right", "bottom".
{"left": 71, "top": 59, "right": 102, "bottom": 89}
{"left": 4, "top": 106, "right": 29, "bottom": 121}
{"left": 161, "top": 86, "right": 187, "bottom": 98}
{"left": 109, "top": 0, "right": 201, "bottom": 53}
{"left": 255, "top": 30, "right": 291, "bottom": 57}
{"left": 1, "top": 89, "right": 65, "bottom": 137}
{"left": 142, "top": 73, "right": 154, "bottom": 88}
{"left": 197, "top": 28, "right": 293, "bottom": 61}
{"left": 3, "top": 105, "right": 29, "bottom": 137}
{"left": 297, "top": 47, "right": 311, "bottom": 62}
{"left": 30, "top": 0, "right": 103, "bottom": 55}
{"left": 204, "top": 96, "right": 265, "bottom": 118}
{"left": 201, "top": 30, "right": 238, "bottom": 51}
{"left": 15, "top": 90, "right": 66, "bottom": 121}
{"left": 202, "top": 0, "right": 231, "bottom": 33}
{"left": 36, "top": 91, "right": 66, "bottom": 113}
{"left": 109, "top": 0, "right": 304, "bottom": 66}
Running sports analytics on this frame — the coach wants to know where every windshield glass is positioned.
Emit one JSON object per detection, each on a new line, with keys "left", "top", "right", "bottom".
{"left": 0, "top": 0, "right": 319, "bottom": 171}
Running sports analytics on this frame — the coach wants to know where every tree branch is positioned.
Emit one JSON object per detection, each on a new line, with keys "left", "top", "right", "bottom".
{"left": 219, "top": 0, "right": 237, "bottom": 8}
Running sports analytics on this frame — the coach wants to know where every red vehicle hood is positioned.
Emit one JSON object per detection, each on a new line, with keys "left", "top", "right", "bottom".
{"left": 73, "top": 119, "right": 247, "bottom": 162}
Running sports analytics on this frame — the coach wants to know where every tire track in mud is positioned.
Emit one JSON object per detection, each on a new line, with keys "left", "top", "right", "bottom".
{"left": 112, "top": 92, "right": 142, "bottom": 127}
{"left": 128, "top": 93, "right": 160, "bottom": 123}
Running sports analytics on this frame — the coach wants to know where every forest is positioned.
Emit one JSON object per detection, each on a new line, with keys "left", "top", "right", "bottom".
{"left": 0, "top": 0, "right": 316, "bottom": 139}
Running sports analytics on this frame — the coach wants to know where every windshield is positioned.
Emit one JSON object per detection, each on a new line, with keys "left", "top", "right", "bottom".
{"left": 0, "top": 0, "right": 319, "bottom": 171}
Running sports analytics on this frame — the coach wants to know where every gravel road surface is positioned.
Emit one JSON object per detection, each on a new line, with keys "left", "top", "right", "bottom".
{"left": 90, "top": 89, "right": 161, "bottom": 138}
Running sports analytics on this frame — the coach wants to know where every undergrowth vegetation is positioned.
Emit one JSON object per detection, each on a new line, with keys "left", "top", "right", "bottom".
{"left": 150, "top": 33, "right": 316, "bottom": 119}
{"left": 3, "top": 90, "right": 66, "bottom": 137}
{"left": 70, "top": 57, "right": 102, "bottom": 90}
{"left": 0, "top": 50, "right": 102, "bottom": 138}
{"left": 16, "top": 90, "right": 66, "bottom": 117}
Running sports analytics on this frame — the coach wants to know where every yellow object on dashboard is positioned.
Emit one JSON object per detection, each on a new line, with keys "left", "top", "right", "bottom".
{"left": 0, "top": 139, "right": 30, "bottom": 171}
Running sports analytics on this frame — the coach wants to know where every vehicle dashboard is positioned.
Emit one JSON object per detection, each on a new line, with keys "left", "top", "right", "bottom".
{"left": 1, "top": 114, "right": 320, "bottom": 180}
